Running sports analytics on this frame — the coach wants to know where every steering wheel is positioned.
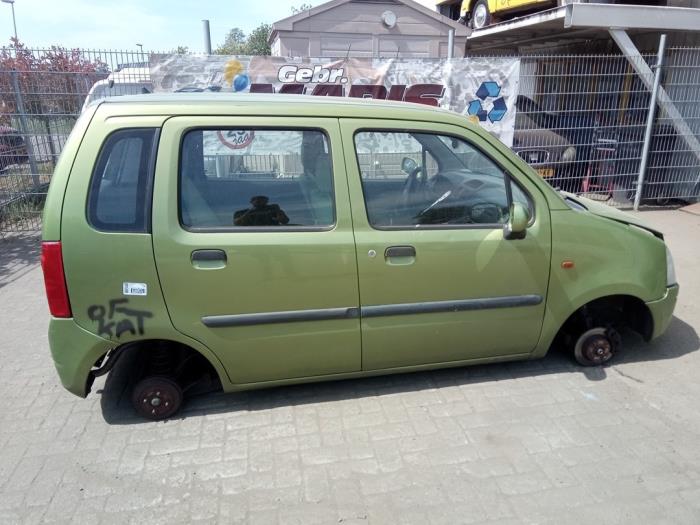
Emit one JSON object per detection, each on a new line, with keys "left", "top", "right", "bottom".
{"left": 470, "top": 201, "right": 505, "bottom": 224}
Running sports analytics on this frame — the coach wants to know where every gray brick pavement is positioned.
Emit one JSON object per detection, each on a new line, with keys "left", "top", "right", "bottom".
{"left": 1, "top": 210, "right": 700, "bottom": 524}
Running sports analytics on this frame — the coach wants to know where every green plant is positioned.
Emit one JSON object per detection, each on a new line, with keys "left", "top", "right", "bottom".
{"left": 215, "top": 24, "right": 272, "bottom": 56}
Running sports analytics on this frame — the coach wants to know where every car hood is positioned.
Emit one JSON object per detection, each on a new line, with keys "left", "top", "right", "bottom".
{"left": 561, "top": 192, "right": 664, "bottom": 238}
{"left": 514, "top": 113, "right": 572, "bottom": 150}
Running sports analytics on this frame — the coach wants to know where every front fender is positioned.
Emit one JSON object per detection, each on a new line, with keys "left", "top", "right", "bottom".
{"left": 532, "top": 209, "right": 667, "bottom": 358}
{"left": 532, "top": 285, "right": 651, "bottom": 359}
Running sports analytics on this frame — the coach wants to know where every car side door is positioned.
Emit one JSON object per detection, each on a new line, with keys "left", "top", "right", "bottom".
{"left": 340, "top": 118, "right": 552, "bottom": 371}
{"left": 152, "top": 117, "right": 361, "bottom": 384}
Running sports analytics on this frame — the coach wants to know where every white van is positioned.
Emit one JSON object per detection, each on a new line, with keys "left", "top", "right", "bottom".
{"left": 81, "top": 67, "right": 152, "bottom": 112}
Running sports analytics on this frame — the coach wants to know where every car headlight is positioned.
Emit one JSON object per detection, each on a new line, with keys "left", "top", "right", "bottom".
{"left": 666, "top": 245, "right": 677, "bottom": 286}
{"left": 561, "top": 146, "right": 576, "bottom": 163}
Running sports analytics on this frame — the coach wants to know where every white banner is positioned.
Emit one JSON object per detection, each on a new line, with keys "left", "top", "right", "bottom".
{"left": 150, "top": 55, "right": 520, "bottom": 146}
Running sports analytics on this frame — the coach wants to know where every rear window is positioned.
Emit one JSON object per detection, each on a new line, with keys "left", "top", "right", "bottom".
{"left": 179, "top": 128, "right": 335, "bottom": 230}
{"left": 87, "top": 128, "right": 157, "bottom": 232}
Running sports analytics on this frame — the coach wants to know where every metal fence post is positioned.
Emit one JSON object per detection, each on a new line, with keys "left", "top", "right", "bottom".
{"left": 10, "top": 70, "right": 41, "bottom": 190}
{"left": 634, "top": 34, "right": 666, "bottom": 211}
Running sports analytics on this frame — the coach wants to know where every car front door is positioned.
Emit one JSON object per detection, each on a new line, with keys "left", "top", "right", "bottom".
{"left": 152, "top": 117, "right": 361, "bottom": 384}
{"left": 340, "top": 119, "right": 552, "bottom": 370}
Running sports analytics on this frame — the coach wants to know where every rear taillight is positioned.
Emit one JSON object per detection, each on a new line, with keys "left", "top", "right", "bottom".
{"left": 41, "top": 241, "right": 72, "bottom": 318}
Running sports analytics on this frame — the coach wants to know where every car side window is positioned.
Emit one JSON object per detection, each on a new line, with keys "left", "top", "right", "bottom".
{"left": 354, "top": 130, "right": 515, "bottom": 228}
{"left": 179, "top": 129, "right": 334, "bottom": 230}
{"left": 87, "top": 128, "right": 156, "bottom": 232}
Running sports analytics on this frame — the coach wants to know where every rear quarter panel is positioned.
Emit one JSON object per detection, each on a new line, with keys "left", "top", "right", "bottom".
{"left": 60, "top": 113, "right": 172, "bottom": 343}
{"left": 42, "top": 106, "right": 98, "bottom": 241}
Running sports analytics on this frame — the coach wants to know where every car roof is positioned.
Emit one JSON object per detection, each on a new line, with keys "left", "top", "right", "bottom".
{"left": 97, "top": 93, "right": 464, "bottom": 123}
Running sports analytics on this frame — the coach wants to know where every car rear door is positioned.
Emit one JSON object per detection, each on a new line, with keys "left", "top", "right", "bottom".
{"left": 340, "top": 118, "right": 552, "bottom": 370}
{"left": 152, "top": 117, "right": 361, "bottom": 384}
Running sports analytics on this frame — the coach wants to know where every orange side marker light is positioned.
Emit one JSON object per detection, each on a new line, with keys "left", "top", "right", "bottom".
{"left": 561, "top": 260, "right": 575, "bottom": 269}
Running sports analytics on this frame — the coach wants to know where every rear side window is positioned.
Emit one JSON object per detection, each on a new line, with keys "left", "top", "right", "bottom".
{"left": 87, "top": 128, "right": 157, "bottom": 232}
{"left": 179, "top": 128, "right": 335, "bottom": 230}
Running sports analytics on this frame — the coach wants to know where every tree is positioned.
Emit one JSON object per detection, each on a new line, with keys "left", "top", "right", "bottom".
{"left": 0, "top": 38, "right": 107, "bottom": 178}
{"left": 215, "top": 28, "right": 247, "bottom": 55}
{"left": 291, "top": 3, "right": 313, "bottom": 14}
{"left": 0, "top": 38, "right": 107, "bottom": 118}
{"left": 214, "top": 24, "right": 271, "bottom": 56}
{"left": 171, "top": 46, "right": 189, "bottom": 55}
{"left": 245, "top": 24, "right": 272, "bottom": 56}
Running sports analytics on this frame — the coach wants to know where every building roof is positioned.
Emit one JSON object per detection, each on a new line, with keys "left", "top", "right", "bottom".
{"left": 467, "top": 3, "right": 700, "bottom": 53}
{"left": 269, "top": 0, "right": 469, "bottom": 44}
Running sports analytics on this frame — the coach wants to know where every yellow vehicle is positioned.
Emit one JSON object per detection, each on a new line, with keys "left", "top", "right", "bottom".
{"left": 437, "top": 0, "right": 556, "bottom": 29}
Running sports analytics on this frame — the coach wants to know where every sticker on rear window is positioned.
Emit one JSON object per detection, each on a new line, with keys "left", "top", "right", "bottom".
{"left": 123, "top": 282, "right": 148, "bottom": 296}
{"left": 217, "top": 129, "right": 255, "bottom": 150}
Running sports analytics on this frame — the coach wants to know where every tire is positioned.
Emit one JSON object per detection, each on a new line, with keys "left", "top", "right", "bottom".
{"left": 573, "top": 327, "right": 617, "bottom": 367}
{"left": 470, "top": 0, "right": 491, "bottom": 30}
{"left": 131, "top": 376, "right": 183, "bottom": 420}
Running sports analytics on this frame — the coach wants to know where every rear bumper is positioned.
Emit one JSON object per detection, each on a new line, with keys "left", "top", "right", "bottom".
{"left": 48, "top": 318, "right": 114, "bottom": 397}
{"left": 646, "top": 284, "right": 679, "bottom": 340}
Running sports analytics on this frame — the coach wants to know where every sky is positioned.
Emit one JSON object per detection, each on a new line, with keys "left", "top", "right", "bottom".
{"left": 0, "top": 0, "right": 330, "bottom": 52}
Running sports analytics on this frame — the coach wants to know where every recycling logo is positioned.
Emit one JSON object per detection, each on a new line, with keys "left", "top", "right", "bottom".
{"left": 466, "top": 81, "right": 507, "bottom": 124}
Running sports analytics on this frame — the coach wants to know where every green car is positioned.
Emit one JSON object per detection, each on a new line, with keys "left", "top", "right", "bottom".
{"left": 41, "top": 94, "right": 678, "bottom": 420}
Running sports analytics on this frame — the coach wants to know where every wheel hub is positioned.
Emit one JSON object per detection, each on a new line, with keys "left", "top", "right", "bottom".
{"left": 141, "top": 389, "right": 174, "bottom": 417}
{"left": 573, "top": 327, "right": 618, "bottom": 367}
{"left": 582, "top": 334, "right": 613, "bottom": 364}
{"left": 133, "top": 380, "right": 182, "bottom": 420}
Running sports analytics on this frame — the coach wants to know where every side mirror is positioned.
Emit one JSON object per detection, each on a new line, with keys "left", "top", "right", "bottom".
{"left": 503, "top": 202, "right": 528, "bottom": 240}
{"left": 401, "top": 157, "right": 418, "bottom": 175}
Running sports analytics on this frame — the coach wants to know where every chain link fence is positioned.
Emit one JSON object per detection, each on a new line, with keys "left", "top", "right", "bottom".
{"left": 516, "top": 47, "right": 700, "bottom": 207}
{"left": 0, "top": 47, "right": 151, "bottom": 235}
{"left": 1, "top": 46, "right": 699, "bottom": 234}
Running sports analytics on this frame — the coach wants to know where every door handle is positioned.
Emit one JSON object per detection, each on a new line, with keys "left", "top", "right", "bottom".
{"left": 384, "top": 245, "right": 416, "bottom": 258}
{"left": 191, "top": 249, "right": 227, "bottom": 269}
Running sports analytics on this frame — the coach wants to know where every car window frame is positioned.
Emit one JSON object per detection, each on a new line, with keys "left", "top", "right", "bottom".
{"left": 86, "top": 127, "right": 159, "bottom": 234}
{"left": 177, "top": 126, "right": 337, "bottom": 233}
{"left": 352, "top": 128, "right": 535, "bottom": 231}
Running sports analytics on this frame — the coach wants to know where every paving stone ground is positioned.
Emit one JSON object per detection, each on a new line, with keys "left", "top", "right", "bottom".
{"left": 1, "top": 209, "right": 699, "bottom": 524}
